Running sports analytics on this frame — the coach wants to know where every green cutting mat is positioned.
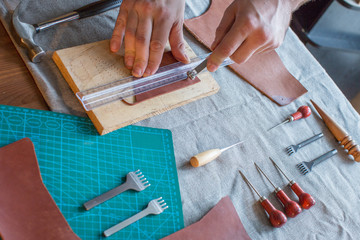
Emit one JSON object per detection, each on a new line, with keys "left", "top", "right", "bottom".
{"left": 0, "top": 105, "right": 183, "bottom": 239}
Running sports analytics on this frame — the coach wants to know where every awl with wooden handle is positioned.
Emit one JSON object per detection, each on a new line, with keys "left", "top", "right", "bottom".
{"left": 190, "top": 141, "right": 245, "bottom": 167}
{"left": 268, "top": 106, "right": 312, "bottom": 131}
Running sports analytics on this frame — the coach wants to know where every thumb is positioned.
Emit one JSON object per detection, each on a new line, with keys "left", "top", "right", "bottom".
{"left": 169, "top": 22, "right": 190, "bottom": 63}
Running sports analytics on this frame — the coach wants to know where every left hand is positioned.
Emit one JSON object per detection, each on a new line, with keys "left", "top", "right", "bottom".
{"left": 110, "top": 0, "right": 189, "bottom": 77}
{"left": 207, "top": 0, "right": 306, "bottom": 72}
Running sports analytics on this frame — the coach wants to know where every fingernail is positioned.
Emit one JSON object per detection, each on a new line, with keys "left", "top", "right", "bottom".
{"left": 132, "top": 67, "right": 142, "bottom": 77}
{"left": 207, "top": 63, "right": 218, "bottom": 72}
{"left": 125, "top": 57, "right": 134, "bottom": 68}
{"left": 184, "top": 54, "right": 190, "bottom": 63}
{"left": 110, "top": 39, "right": 119, "bottom": 52}
{"left": 143, "top": 68, "right": 152, "bottom": 77}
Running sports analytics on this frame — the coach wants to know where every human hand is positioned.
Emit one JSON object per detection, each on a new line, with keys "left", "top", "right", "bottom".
{"left": 110, "top": 0, "right": 189, "bottom": 77}
{"left": 207, "top": 0, "right": 306, "bottom": 72}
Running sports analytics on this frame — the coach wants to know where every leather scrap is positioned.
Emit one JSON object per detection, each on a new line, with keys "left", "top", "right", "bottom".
{"left": 122, "top": 52, "right": 200, "bottom": 105}
{"left": 0, "top": 138, "right": 80, "bottom": 240}
{"left": 161, "top": 196, "right": 251, "bottom": 240}
{"left": 184, "top": 0, "right": 307, "bottom": 105}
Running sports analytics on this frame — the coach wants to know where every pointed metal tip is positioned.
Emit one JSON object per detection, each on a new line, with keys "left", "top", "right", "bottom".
{"left": 254, "top": 162, "right": 262, "bottom": 171}
{"left": 238, "top": 170, "right": 246, "bottom": 179}
{"left": 269, "top": 157, "right": 276, "bottom": 165}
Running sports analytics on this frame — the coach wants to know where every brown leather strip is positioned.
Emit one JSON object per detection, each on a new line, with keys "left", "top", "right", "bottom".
{"left": 184, "top": 0, "right": 307, "bottom": 105}
{"left": 122, "top": 52, "right": 200, "bottom": 105}
{"left": 0, "top": 138, "right": 80, "bottom": 240}
{"left": 161, "top": 196, "right": 251, "bottom": 240}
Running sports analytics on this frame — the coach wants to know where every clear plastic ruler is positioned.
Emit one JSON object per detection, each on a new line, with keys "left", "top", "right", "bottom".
{"left": 76, "top": 53, "right": 234, "bottom": 111}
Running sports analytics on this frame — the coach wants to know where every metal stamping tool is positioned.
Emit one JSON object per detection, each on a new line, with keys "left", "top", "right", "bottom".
{"left": 83, "top": 170, "right": 150, "bottom": 210}
{"left": 296, "top": 149, "right": 338, "bottom": 175}
{"left": 103, "top": 197, "right": 168, "bottom": 237}
{"left": 12, "top": 0, "right": 121, "bottom": 62}
{"left": 286, "top": 133, "right": 324, "bottom": 155}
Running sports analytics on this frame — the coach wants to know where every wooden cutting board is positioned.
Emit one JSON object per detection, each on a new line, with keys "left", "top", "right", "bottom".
{"left": 53, "top": 40, "right": 219, "bottom": 135}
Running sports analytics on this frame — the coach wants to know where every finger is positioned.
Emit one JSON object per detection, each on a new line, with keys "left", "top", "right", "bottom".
{"left": 207, "top": 19, "right": 248, "bottom": 72}
{"left": 211, "top": 5, "right": 236, "bottom": 50}
{"left": 110, "top": 9, "right": 127, "bottom": 53}
{"left": 230, "top": 37, "right": 264, "bottom": 64}
{"left": 143, "top": 20, "right": 171, "bottom": 77}
{"left": 124, "top": 10, "right": 138, "bottom": 70}
{"left": 169, "top": 21, "right": 190, "bottom": 64}
{"left": 254, "top": 44, "right": 271, "bottom": 55}
{"left": 132, "top": 16, "right": 152, "bottom": 77}
{"left": 250, "top": 30, "right": 279, "bottom": 57}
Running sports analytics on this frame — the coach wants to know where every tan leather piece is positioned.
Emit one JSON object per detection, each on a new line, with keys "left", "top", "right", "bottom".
{"left": 0, "top": 138, "right": 80, "bottom": 240}
{"left": 122, "top": 52, "right": 200, "bottom": 105}
{"left": 161, "top": 196, "right": 251, "bottom": 240}
{"left": 184, "top": 0, "right": 307, "bottom": 105}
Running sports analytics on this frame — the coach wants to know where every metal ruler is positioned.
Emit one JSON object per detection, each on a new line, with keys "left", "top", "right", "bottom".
{"left": 76, "top": 53, "right": 233, "bottom": 111}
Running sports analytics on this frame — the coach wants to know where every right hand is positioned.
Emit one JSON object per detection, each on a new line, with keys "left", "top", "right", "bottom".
{"left": 207, "top": 0, "right": 304, "bottom": 72}
{"left": 110, "top": 0, "right": 189, "bottom": 77}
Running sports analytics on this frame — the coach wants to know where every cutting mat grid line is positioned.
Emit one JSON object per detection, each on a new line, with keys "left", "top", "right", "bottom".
{"left": 0, "top": 105, "right": 184, "bottom": 239}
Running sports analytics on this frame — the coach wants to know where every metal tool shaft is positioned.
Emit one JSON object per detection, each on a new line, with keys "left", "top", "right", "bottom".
{"left": 268, "top": 119, "right": 289, "bottom": 131}
{"left": 221, "top": 140, "right": 245, "bottom": 152}
{"left": 239, "top": 170, "right": 261, "bottom": 198}
{"left": 254, "top": 163, "right": 277, "bottom": 189}
{"left": 34, "top": 12, "right": 80, "bottom": 33}
{"left": 269, "top": 157, "right": 291, "bottom": 182}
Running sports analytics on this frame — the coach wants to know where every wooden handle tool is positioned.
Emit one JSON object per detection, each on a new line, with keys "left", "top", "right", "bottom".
{"left": 310, "top": 100, "right": 360, "bottom": 162}
{"left": 190, "top": 141, "right": 245, "bottom": 167}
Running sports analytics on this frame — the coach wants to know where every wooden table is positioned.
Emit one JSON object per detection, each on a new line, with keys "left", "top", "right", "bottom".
{"left": 0, "top": 22, "right": 48, "bottom": 111}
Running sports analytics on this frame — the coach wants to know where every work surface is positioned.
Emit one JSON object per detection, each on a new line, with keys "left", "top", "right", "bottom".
{"left": 1, "top": 0, "right": 360, "bottom": 239}
{"left": 0, "top": 105, "right": 183, "bottom": 239}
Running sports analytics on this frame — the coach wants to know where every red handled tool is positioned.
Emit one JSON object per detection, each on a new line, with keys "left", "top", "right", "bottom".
{"left": 268, "top": 106, "right": 311, "bottom": 131}
{"left": 254, "top": 163, "right": 302, "bottom": 218}
{"left": 269, "top": 157, "right": 315, "bottom": 209}
{"left": 239, "top": 170, "right": 287, "bottom": 227}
